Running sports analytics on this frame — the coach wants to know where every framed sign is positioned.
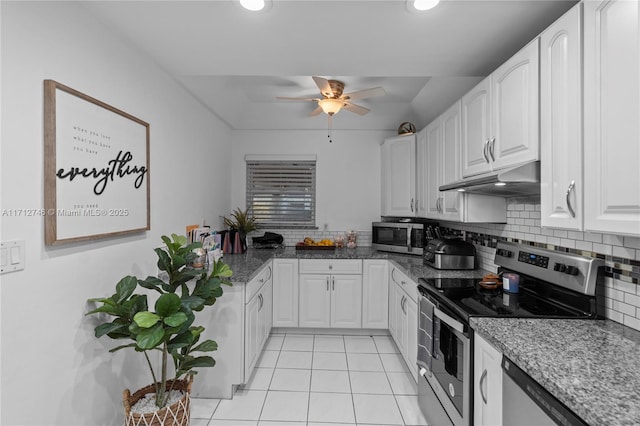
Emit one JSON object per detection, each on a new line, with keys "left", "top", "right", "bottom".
{"left": 44, "top": 80, "right": 150, "bottom": 245}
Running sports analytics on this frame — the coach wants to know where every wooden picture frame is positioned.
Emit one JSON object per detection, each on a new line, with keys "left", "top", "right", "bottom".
{"left": 44, "top": 80, "right": 150, "bottom": 245}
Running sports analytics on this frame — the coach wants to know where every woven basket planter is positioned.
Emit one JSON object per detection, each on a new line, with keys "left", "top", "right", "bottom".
{"left": 123, "top": 376, "right": 193, "bottom": 426}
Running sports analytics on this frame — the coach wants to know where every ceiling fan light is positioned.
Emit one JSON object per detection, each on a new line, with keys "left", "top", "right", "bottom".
{"left": 319, "top": 99, "right": 345, "bottom": 116}
{"left": 239, "top": 0, "right": 266, "bottom": 11}
{"left": 412, "top": 0, "right": 440, "bottom": 11}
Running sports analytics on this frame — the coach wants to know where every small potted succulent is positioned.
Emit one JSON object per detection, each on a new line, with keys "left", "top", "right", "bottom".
{"left": 86, "top": 234, "right": 232, "bottom": 425}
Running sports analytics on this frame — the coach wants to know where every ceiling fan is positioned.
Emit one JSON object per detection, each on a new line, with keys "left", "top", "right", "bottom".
{"left": 277, "top": 76, "right": 386, "bottom": 117}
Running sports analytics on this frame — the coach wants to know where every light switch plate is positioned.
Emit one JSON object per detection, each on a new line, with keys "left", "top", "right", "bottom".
{"left": 1, "top": 240, "right": 25, "bottom": 274}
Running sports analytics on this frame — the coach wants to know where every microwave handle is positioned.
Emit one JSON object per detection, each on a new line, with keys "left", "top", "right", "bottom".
{"left": 406, "top": 225, "right": 413, "bottom": 252}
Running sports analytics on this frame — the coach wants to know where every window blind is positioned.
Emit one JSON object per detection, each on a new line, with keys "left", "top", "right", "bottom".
{"left": 246, "top": 159, "right": 316, "bottom": 228}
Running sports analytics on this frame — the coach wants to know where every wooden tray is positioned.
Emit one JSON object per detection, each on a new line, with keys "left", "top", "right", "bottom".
{"left": 295, "top": 243, "right": 336, "bottom": 251}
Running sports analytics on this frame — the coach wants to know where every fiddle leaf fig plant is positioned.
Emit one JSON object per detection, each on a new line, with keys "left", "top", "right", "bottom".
{"left": 87, "top": 234, "right": 232, "bottom": 409}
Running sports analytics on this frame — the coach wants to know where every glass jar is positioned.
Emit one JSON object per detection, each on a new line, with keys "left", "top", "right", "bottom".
{"left": 347, "top": 231, "right": 357, "bottom": 248}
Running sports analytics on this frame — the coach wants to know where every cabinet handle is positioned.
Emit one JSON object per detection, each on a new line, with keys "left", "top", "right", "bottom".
{"left": 326, "top": 277, "right": 330, "bottom": 291}
{"left": 489, "top": 137, "right": 496, "bottom": 162}
{"left": 411, "top": 198, "right": 414, "bottom": 212}
{"left": 267, "top": 265, "right": 272, "bottom": 281}
{"left": 332, "top": 276, "right": 335, "bottom": 291}
{"left": 401, "top": 295, "right": 406, "bottom": 314}
{"left": 566, "top": 180, "right": 576, "bottom": 218}
{"left": 391, "top": 268, "right": 399, "bottom": 285}
{"left": 483, "top": 139, "right": 490, "bottom": 163}
{"left": 479, "top": 369, "right": 488, "bottom": 404}
{"left": 258, "top": 294, "right": 263, "bottom": 311}
{"left": 259, "top": 278, "right": 264, "bottom": 283}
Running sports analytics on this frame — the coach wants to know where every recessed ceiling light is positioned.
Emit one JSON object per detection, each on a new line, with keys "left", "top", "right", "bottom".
{"left": 494, "top": 182, "right": 507, "bottom": 187}
{"left": 457, "top": 188, "right": 466, "bottom": 192}
{"left": 239, "top": 0, "right": 268, "bottom": 12}
{"left": 411, "top": 0, "right": 440, "bottom": 12}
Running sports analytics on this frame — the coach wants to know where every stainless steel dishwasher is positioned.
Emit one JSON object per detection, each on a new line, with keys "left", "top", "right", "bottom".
{"left": 502, "top": 356, "right": 589, "bottom": 426}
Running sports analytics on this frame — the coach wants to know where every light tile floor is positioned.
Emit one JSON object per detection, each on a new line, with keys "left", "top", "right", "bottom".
{"left": 190, "top": 333, "right": 429, "bottom": 426}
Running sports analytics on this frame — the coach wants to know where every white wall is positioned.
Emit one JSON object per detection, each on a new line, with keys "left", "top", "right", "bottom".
{"left": 0, "top": 2, "right": 232, "bottom": 425}
{"left": 231, "top": 129, "right": 392, "bottom": 233}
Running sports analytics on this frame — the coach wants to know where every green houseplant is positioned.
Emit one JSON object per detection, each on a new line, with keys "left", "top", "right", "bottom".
{"left": 87, "top": 234, "right": 232, "bottom": 424}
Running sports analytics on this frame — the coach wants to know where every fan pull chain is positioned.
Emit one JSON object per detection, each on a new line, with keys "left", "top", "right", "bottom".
{"left": 327, "top": 115, "right": 333, "bottom": 143}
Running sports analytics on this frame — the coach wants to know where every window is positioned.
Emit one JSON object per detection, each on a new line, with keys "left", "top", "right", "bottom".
{"left": 245, "top": 155, "right": 316, "bottom": 228}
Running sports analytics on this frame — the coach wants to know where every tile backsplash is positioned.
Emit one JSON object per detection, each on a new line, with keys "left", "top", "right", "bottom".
{"left": 443, "top": 196, "right": 640, "bottom": 332}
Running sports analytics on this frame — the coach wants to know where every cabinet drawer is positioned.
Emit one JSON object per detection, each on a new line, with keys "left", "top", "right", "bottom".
{"left": 299, "top": 259, "right": 363, "bottom": 275}
{"left": 390, "top": 266, "right": 418, "bottom": 303}
{"left": 246, "top": 262, "right": 272, "bottom": 303}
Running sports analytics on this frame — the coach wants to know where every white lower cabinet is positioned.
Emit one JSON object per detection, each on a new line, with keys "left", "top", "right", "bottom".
{"left": 299, "top": 273, "right": 363, "bottom": 328}
{"left": 362, "top": 260, "right": 389, "bottom": 329}
{"left": 272, "top": 258, "right": 299, "bottom": 327}
{"left": 388, "top": 265, "right": 419, "bottom": 382}
{"left": 473, "top": 333, "right": 503, "bottom": 426}
{"left": 244, "top": 265, "right": 273, "bottom": 382}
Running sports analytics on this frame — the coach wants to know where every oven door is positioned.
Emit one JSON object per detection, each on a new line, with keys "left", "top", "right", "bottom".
{"left": 428, "top": 304, "right": 471, "bottom": 426}
{"left": 371, "top": 222, "right": 423, "bottom": 255}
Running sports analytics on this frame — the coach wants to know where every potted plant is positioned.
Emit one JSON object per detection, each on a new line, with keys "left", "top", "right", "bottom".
{"left": 87, "top": 234, "right": 232, "bottom": 426}
{"left": 223, "top": 207, "right": 257, "bottom": 253}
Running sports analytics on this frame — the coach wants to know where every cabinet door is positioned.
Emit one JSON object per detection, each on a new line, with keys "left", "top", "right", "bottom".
{"left": 461, "top": 77, "right": 492, "bottom": 177}
{"left": 244, "top": 293, "right": 260, "bottom": 380}
{"left": 416, "top": 127, "right": 429, "bottom": 217}
{"left": 331, "top": 274, "right": 363, "bottom": 328}
{"left": 404, "top": 296, "right": 419, "bottom": 383}
{"left": 362, "top": 260, "right": 389, "bottom": 329}
{"left": 425, "top": 119, "right": 442, "bottom": 218}
{"left": 584, "top": 0, "right": 640, "bottom": 236}
{"left": 382, "top": 134, "right": 417, "bottom": 216}
{"left": 440, "top": 101, "right": 464, "bottom": 221}
{"left": 388, "top": 276, "right": 399, "bottom": 341}
{"left": 541, "top": 3, "right": 583, "bottom": 230}
{"left": 491, "top": 38, "right": 540, "bottom": 169}
{"left": 261, "top": 280, "right": 273, "bottom": 349}
{"left": 473, "top": 334, "right": 503, "bottom": 426}
{"left": 299, "top": 274, "right": 331, "bottom": 328}
{"left": 272, "top": 259, "right": 299, "bottom": 327}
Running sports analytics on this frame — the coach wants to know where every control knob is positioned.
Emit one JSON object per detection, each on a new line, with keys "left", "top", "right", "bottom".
{"left": 565, "top": 266, "right": 579, "bottom": 276}
{"left": 497, "top": 249, "right": 513, "bottom": 258}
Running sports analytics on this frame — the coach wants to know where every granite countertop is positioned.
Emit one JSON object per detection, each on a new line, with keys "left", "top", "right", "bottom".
{"left": 471, "top": 317, "right": 640, "bottom": 426}
{"left": 222, "top": 246, "right": 487, "bottom": 283}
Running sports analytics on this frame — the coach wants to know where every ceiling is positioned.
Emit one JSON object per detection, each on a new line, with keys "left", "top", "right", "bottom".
{"left": 81, "top": 0, "right": 578, "bottom": 132}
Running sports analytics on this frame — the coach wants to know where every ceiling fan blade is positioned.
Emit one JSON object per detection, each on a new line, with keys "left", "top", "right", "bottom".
{"left": 277, "top": 96, "right": 320, "bottom": 101}
{"left": 312, "top": 76, "right": 334, "bottom": 97}
{"left": 343, "top": 102, "right": 370, "bottom": 116}
{"left": 309, "top": 106, "right": 323, "bottom": 117}
{"left": 342, "top": 87, "right": 386, "bottom": 100}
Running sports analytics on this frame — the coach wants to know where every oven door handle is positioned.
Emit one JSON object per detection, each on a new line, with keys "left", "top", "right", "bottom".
{"left": 433, "top": 306, "right": 466, "bottom": 334}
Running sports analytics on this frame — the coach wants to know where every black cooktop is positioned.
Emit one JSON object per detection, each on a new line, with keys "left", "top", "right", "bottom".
{"left": 418, "top": 274, "right": 597, "bottom": 323}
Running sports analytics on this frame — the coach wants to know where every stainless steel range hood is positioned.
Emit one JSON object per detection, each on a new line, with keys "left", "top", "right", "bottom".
{"left": 439, "top": 161, "right": 540, "bottom": 197}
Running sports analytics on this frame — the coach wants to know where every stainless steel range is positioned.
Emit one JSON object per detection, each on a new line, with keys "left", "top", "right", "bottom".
{"left": 416, "top": 241, "right": 604, "bottom": 426}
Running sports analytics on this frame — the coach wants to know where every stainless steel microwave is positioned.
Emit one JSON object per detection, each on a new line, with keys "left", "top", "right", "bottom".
{"left": 372, "top": 221, "right": 426, "bottom": 255}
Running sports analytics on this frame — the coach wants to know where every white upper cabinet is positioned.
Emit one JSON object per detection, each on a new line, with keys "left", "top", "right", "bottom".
{"left": 416, "top": 127, "right": 429, "bottom": 217}
{"left": 461, "top": 40, "right": 540, "bottom": 178}
{"left": 540, "top": 3, "right": 583, "bottom": 230}
{"left": 424, "top": 102, "right": 464, "bottom": 221}
{"left": 421, "top": 101, "right": 507, "bottom": 223}
{"left": 461, "top": 78, "right": 492, "bottom": 177}
{"left": 584, "top": 0, "right": 640, "bottom": 236}
{"left": 381, "top": 134, "right": 417, "bottom": 217}
{"left": 491, "top": 38, "right": 540, "bottom": 170}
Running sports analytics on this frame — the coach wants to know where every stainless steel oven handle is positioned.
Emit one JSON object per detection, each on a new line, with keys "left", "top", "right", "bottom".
{"left": 479, "top": 369, "right": 488, "bottom": 404}
{"left": 407, "top": 225, "right": 412, "bottom": 252}
{"left": 433, "top": 306, "right": 465, "bottom": 334}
